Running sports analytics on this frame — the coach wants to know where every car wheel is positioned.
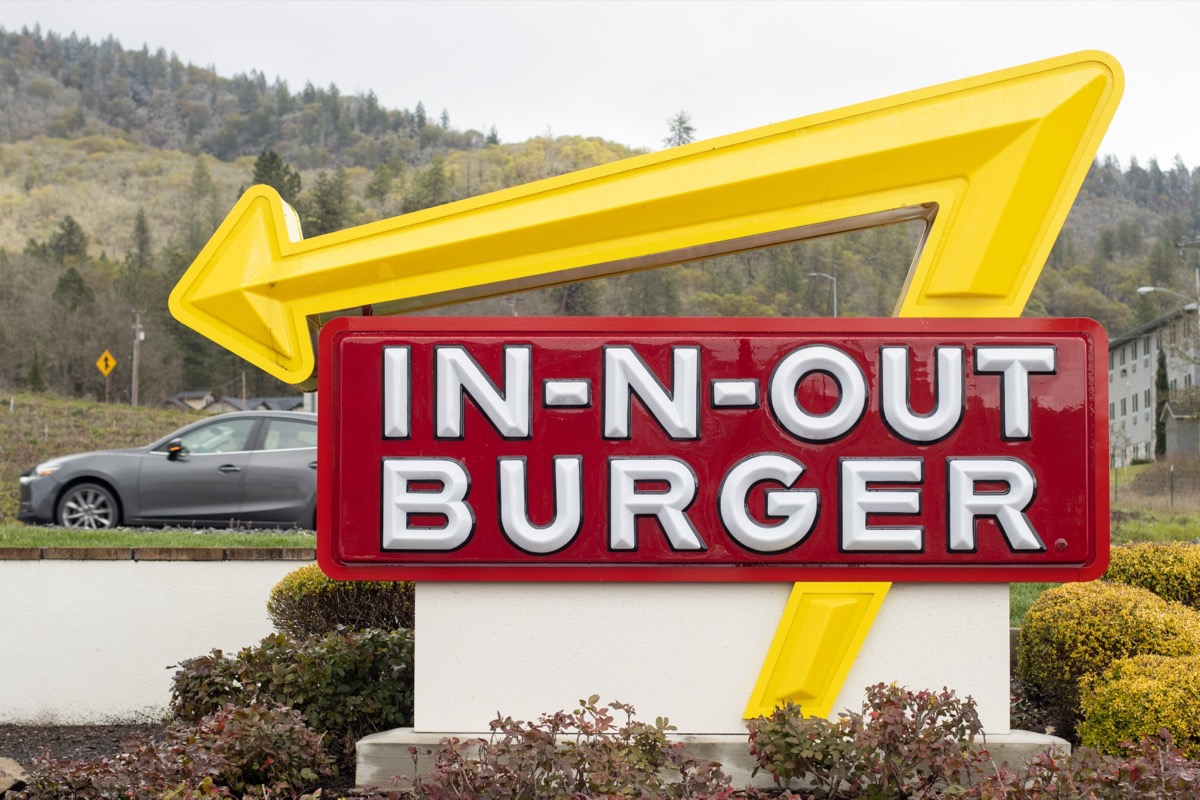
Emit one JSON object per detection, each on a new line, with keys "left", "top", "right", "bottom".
{"left": 56, "top": 482, "right": 120, "bottom": 529}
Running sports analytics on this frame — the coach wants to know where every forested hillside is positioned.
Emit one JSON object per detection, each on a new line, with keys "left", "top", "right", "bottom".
{"left": 0, "top": 25, "right": 1196, "bottom": 405}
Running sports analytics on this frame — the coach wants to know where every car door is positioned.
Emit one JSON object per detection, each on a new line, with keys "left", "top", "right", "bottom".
{"left": 134, "top": 416, "right": 259, "bottom": 524}
{"left": 237, "top": 416, "right": 318, "bottom": 527}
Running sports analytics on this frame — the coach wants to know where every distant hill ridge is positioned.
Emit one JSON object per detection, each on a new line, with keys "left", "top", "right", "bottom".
{"left": 0, "top": 23, "right": 1198, "bottom": 410}
{"left": 0, "top": 23, "right": 479, "bottom": 168}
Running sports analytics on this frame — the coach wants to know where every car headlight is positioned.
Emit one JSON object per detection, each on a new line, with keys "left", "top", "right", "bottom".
{"left": 30, "top": 461, "right": 63, "bottom": 477}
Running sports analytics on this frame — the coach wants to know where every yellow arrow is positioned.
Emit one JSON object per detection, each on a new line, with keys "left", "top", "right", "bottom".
{"left": 744, "top": 583, "right": 890, "bottom": 720}
{"left": 170, "top": 51, "right": 1122, "bottom": 385}
{"left": 740, "top": 55, "right": 1121, "bottom": 718}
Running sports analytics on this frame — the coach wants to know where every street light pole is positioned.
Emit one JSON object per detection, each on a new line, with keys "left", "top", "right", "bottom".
{"left": 806, "top": 272, "right": 838, "bottom": 317}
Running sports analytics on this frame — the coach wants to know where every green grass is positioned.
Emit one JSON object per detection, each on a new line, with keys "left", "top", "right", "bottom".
{"left": 0, "top": 523, "right": 315, "bottom": 548}
{"left": 1007, "top": 506, "right": 1200, "bottom": 626}
{"left": 1009, "top": 582, "right": 1058, "bottom": 627}
{"left": 1111, "top": 506, "right": 1200, "bottom": 544}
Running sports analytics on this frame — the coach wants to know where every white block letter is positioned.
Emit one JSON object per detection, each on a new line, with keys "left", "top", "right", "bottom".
{"left": 383, "top": 346, "right": 410, "bottom": 438}
{"left": 609, "top": 458, "right": 704, "bottom": 551}
{"left": 840, "top": 458, "right": 923, "bottom": 551}
{"left": 974, "top": 346, "right": 1056, "bottom": 439}
{"left": 880, "top": 346, "right": 964, "bottom": 442}
{"left": 947, "top": 458, "right": 1043, "bottom": 551}
{"left": 604, "top": 346, "right": 699, "bottom": 439}
{"left": 499, "top": 457, "right": 583, "bottom": 554}
{"left": 719, "top": 453, "right": 818, "bottom": 553}
{"left": 770, "top": 345, "right": 867, "bottom": 442}
{"left": 436, "top": 345, "right": 531, "bottom": 439}
{"left": 382, "top": 458, "right": 474, "bottom": 550}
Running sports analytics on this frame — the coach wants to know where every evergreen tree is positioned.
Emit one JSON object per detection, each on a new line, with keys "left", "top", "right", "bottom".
{"left": 250, "top": 149, "right": 302, "bottom": 206}
{"left": 365, "top": 162, "right": 393, "bottom": 204}
{"left": 129, "top": 207, "right": 153, "bottom": 271}
{"left": 182, "top": 158, "right": 219, "bottom": 256}
{"left": 440, "top": 108, "right": 450, "bottom": 129}
{"left": 26, "top": 347, "right": 46, "bottom": 393}
{"left": 404, "top": 154, "right": 450, "bottom": 212}
{"left": 558, "top": 281, "right": 600, "bottom": 315}
{"left": 414, "top": 101, "right": 427, "bottom": 130}
{"left": 487, "top": 125, "right": 500, "bottom": 146}
{"left": 48, "top": 215, "right": 88, "bottom": 265}
{"left": 663, "top": 111, "right": 695, "bottom": 148}
{"left": 53, "top": 265, "right": 94, "bottom": 310}
{"left": 1156, "top": 346, "right": 1168, "bottom": 459}
{"left": 622, "top": 270, "right": 680, "bottom": 315}
{"left": 309, "top": 168, "right": 351, "bottom": 235}
{"left": 119, "top": 207, "right": 155, "bottom": 308}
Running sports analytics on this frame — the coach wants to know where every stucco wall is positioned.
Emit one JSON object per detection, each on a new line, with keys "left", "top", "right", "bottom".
{"left": 0, "top": 552, "right": 312, "bottom": 724}
{"left": 416, "top": 582, "right": 1011, "bottom": 735}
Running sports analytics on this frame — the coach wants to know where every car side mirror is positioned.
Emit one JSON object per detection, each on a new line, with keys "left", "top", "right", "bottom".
{"left": 166, "top": 439, "right": 185, "bottom": 461}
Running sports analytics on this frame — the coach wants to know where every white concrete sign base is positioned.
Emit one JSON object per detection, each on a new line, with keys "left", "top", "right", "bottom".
{"left": 415, "top": 582, "right": 1011, "bottom": 735}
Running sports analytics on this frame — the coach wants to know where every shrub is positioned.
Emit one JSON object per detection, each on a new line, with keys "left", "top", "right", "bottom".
{"left": 171, "top": 627, "right": 414, "bottom": 767}
{"left": 21, "top": 737, "right": 232, "bottom": 800}
{"left": 1016, "top": 581, "right": 1200, "bottom": 739}
{"left": 20, "top": 703, "right": 328, "bottom": 799}
{"left": 406, "top": 695, "right": 733, "bottom": 799}
{"left": 1077, "top": 654, "right": 1200, "bottom": 758}
{"left": 1105, "top": 542, "right": 1200, "bottom": 610}
{"left": 184, "top": 702, "right": 332, "bottom": 796}
{"left": 746, "top": 683, "right": 986, "bottom": 798}
{"left": 972, "top": 729, "right": 1200, "bottom": 799}
{"left": 267, "top": 563, "right": 414, "bottom": 639}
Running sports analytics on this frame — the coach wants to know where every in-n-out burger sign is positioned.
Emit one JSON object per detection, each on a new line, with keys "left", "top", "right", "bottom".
{"left": 317, "top": 317, "right": 1107, "bottom": 582}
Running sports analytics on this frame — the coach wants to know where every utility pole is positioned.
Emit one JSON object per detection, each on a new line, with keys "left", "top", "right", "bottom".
{"left": 131, "top": 309, "right": 144, "bottom": 406}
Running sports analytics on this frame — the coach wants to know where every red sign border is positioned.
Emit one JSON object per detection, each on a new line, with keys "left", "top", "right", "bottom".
{"left": 317, "top": 316, "right": 1109, "bottom": 583}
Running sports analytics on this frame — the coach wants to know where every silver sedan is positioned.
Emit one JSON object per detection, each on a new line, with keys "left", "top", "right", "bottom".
{"left": 18, "top": 410, "right": 318, "bottom": 529}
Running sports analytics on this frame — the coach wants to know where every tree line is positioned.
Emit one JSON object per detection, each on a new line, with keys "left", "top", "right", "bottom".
{"left": 1, "top": 25, "right": 1199, "bottom": 407}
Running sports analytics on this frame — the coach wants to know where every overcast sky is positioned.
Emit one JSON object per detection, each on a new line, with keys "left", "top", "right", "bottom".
{"left": 0, "top": 1, "right": 1195, "bottom": 167}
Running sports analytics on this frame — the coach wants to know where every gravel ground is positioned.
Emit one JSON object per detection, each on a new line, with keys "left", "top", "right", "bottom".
{"left": 0, "top": 723, "right": 164, "bottom": 766}
{"left": 0, "top": 724, "right": 361, "bottom": 795}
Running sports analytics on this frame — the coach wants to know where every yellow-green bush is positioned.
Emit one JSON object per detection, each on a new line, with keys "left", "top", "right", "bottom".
{"left": 1016, "top": 581, "right": 1200, "bottom": 739}
{"left": 267, "top": 563, "right": 414, "bottom": 639}
{"left": 1105, "top": 542, "right": 1200, "bottom": 610}
{"left": 1078, "top": 654, "right": 1200, "bottom": 758}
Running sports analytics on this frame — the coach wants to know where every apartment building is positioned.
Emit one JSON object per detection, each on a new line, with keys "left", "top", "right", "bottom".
{"left": 1107, "top": 304, "right": 1200, "bottom": 464}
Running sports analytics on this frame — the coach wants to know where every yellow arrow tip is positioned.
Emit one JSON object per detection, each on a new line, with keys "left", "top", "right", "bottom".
{"left": 169, "top": 185, "right": 314, "bottom": 384}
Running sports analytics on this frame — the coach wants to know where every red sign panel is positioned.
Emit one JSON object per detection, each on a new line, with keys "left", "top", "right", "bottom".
{"left": 317, "top": 317, "right": 1108, "bottom": 582}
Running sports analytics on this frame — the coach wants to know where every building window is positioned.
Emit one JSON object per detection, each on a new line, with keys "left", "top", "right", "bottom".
{"left": 1132, "top": 361, "right": 1137, "bottom": 373}
{"left": 1133, "top": 394, "right": 1139, "bottom": 413}
{"left": 1121, "top": 398, "right": 1127, "bottom": 416}
{"left": 1172, "top": 379, "right": 1179, "bottom": 391}
{"left": 1145, "top": 389, "right": 1151, "bottom": 406}
{"left": 1109, "top": 402, "right": 1115, "bottom": 419}
{"left": 1188, "top": 375, "right": 1194, "bottom": 389}
{"left": 1145, "top": 337, "right": 1151, "bottom": 356}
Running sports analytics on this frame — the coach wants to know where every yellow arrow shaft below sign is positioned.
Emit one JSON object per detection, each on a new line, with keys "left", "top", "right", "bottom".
{"left": 170, "top": 51, "right": 1121, "bottom": 385}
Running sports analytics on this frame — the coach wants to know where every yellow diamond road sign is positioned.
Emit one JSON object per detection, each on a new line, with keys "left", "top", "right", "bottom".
{"left": 95, "top": 350, "right": 117, "bottom": 377}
